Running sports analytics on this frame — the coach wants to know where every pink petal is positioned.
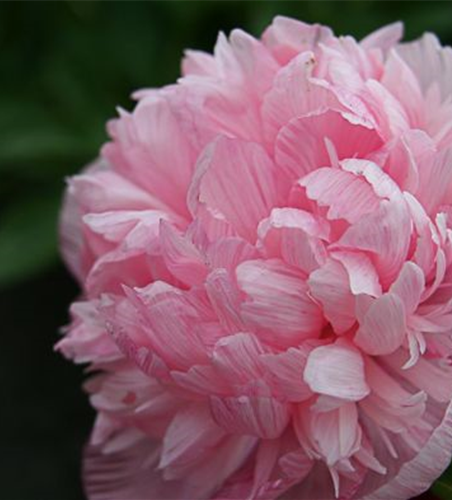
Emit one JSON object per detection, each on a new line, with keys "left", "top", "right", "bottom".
{"left": 103, "top": 96, "right": 195, "bottom": 217}
{"left": 182, "top": 49, "right": 216, "bottom": 77}
{"left": 360, "top": 79, "right": 410, "bottom": 139}
{"left": 336, "top": 198, "right": 411, "bottom": 287}
{"left": 262, "top": 16, "right": 333, "bottom": 65}
{"left": 210, "top": 394, "right": 290, "bottom": 439}
{"left": 261, "top": 346, "right": 318, "bottom": 402}
{"left": 415, "top": 147, "right": 452, "bottom": 216}
{"left": 304, "top": 341, "right": 370, "bottom": 401}
{"left": 68, "top": 166, "right": 158, "bottom": 213}
{"left": 127, "top": 282, "right": 210, "bottom": 370}
{"left": 397, "top": 33, "right": 452, "bottom": 102}
{"left": 212, "top": 332, "right": 267, "bottom": 387}
{"left": 360, "top": 22, "right": 404, "bottom": 52}
{"left": 384, "top": 350, "right": 452, "bottom": 403}
{"left": 160, "top": 220, "right": 208, "bottom": 286}
{"left": 188, "top": 136, "right": 278, "bottom": 241}
{"left": 236, "top": 259, "right": 324, "bottom": 348}
{"left": 299, "top": 167, "right": 381, "bottom": 224}
{"left": 261, "top": 51, "right": 339, "bottom": 143}
{"left": 381, "top": 49, "right": 424, "bottom": 127}
{"left": 159, "top": 403, "right": 225, "bottom": 477}
{"left": 275, "top": 110, "right": 382, "bottom": 180}
{"left": 355, "top": 293, "right": 406, "bottom": 356}
{"left": 389, "top": 261, "right": 425, "bottom": 315}
{"left": 84, "top": 437, "right": 183, "bottom": 500}
{"left": 308, "top": 258, "right": 356, "bottom": 334}
{"left": 207, "top": 236, "right": 258, "bottom": 272}
{"left": 363, "top": 399, "right": 452, "bottom": 500}
{"left": 330, "top": 250, "right": 382, "bottom": 297}
{"left": 258, "top": 208, "right": 329, "bottom": 274}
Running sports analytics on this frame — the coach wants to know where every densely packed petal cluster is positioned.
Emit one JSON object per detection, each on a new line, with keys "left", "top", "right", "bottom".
{"left": 58, "top": 17, "right": 452, "bottom": 500}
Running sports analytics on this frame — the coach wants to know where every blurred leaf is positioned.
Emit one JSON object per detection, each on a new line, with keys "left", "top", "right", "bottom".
{"left": 0, "top": 125, "right": 94, "bottom": 166}
{"left": 0, "top": 191, "right": 61, "bottom": 288}
{"left": 433, "top": 467, "right": 452, "bottom": 500}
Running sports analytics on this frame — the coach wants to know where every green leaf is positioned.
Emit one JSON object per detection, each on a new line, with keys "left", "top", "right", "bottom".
{"left": 0, "top": 191, "right": 61, "bottom": 288}
{"left": 433, "top": 465, "right": 452, "bottom": 500}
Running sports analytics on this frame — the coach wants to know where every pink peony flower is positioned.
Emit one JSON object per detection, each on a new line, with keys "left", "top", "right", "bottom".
{"left": 58, "top": 16, "right": 452, "bottom": 500}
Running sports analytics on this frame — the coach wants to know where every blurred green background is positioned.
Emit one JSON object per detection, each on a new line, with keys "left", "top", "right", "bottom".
{"left": 1, "top": 1, "right": 452, "bottom": 499}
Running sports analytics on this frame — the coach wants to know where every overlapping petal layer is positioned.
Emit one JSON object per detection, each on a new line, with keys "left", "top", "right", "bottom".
{"left": 58, "top": 16, "right": 452, "bottom": 500}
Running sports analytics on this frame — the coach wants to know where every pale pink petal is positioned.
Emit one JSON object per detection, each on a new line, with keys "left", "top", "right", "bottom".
{"left": 336, "top": 198, "right": 411, "bottom": 287}
{"left": 330, "top": 250, "right": 382, "bottom": 297}
{"left": 355, "top": 293, "right": 406, "bottom": 355}
{"left": 204, "top": 269, "right": 245, "bottom": 333}
{"left": 361, "top": 79, "right": 410, "bottom": 139}
{"left": 415, "top": 146, "right": 452, "bottom": 216}
{"left": 389, "top": 261, "right": 425, "bottom": 315}
{"left": 397, "top": 32, "right": 452, "bottom": 102}
{"left": 103, "top": 96, "right": 195, "bottom": 217}
{"left": 258, "top": 208, "right": 329, "bottom": 274}
{"left": 308, "top": 258, "right": 356, "bottom": 334}
{"left": 261, "top": 346, "right": 318, "bottom": 402}
{"left": 275, "top": 110, "right": 382, "bottom": 180}
{"left": 160, "top": 221, "right": 208, "bottom": 286}
{"left": 84, "top": 437, "right": 183, "bottom": 500}
{"left": 188, "top": 136, "right": 278, "bottom": 241}
{"left": 236, "top": 259, "right": 324, "bottom": 348}
{"left": 159, "top": 403, "right": 225, "bottom": 477}
{"left": 126, "top": 282, "right": 210, "bottom": 370}
{"left": 207, "top": 236, "right": 258, "bottom": 272}
{"left": 182, "top": 49, "right": 216, "bottom": 77}
{"left": 363, "top": 399, "right": 452, "bottom": 500}
{"left": 299, "top": 167, "right": 381, "bottom": 224}
{"left": 210, "top": 395, "right": 290, "bottom": 439}
{"left": 214, "top": 29, "right": 279, "bottom": 98}
{"left": 381, "top": 49, "right": 424, "bottom": 127}
{"left": 68, "top": 166, "right": 158, "bottom": 213}
{"left": 304, "top": 341, "right": 370, "bottom": 401}
{"left": 56, "top": 300, "right": 120, "bottom": 364}
{"left": 360, "top": 22, "right": 404, "bottom": 52}
{"left": 261, "top": 52, "right": 339, "bottom": 143}
{"left": 384, "top": 350, "right": 452, "bottom": 403}
{"left": 262, "top": 16, "right": 333, "bottom": 65}
{"left": 212, "top": 332, "right": 267, "bottom": 387}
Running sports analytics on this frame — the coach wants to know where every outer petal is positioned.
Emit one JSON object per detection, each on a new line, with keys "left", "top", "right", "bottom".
{"left": 262, "top": 16, "right": 333, "bottom": 65}
{"left": 363, "top": 399, "right": 452, "bottom": 500}
{"left": 102, "top": 96, "right": 195, "bottom": 217}
{"left": 159, "top": 403, "right": 225, "bottom": 477}
{"left": 84, "top": 437, "right": 183, "bottom": 500}
{"left": 397, "top": 32, "right": 452, "bottom": 102}
{"left": 360, "top": 22, "right": 404, "bottom": 52}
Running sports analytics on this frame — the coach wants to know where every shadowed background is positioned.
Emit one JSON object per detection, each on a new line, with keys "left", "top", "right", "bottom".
{"left": 1, "top": 1, "right": 452, "bottom": 499}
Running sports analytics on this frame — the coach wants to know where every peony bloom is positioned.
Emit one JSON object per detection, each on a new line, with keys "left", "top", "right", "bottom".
{"left": 58, "top": 16, "right": 452, "bottom": 500}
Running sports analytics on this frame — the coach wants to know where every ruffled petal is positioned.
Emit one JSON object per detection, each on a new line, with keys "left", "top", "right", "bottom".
{"left": 188, "top": 136, "right": 279, "bottom": 241}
